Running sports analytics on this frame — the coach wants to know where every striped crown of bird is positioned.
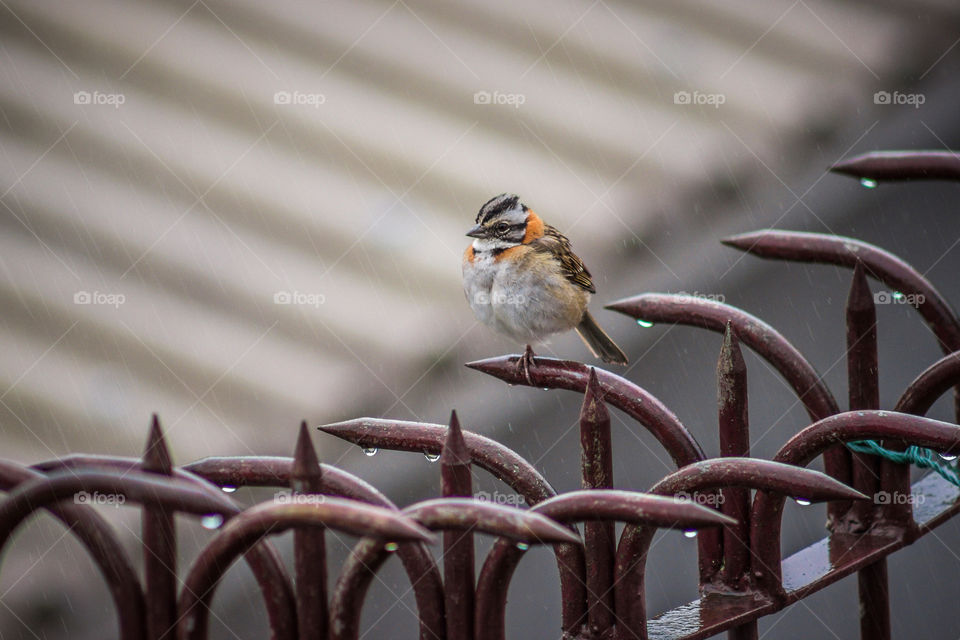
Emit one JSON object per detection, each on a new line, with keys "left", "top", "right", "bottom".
{"left": 462, "top": 193, "right": 628, "bottom": 379}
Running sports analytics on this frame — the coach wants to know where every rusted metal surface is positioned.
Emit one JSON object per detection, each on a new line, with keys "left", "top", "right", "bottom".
{"left": 0, "top": 460, "right": 147, "bottom": 640}
{"left": 465, "top": 356, "right": 705, "bottom": 467}
{"left": 442, "top": 411, "right": 475, "bottom": 640}
{"left": 4, "top": 188, "right": 960, "bottom": 640}
{"left": 831, "top": 150, "right": 960, "bottom": 182}
{"left": 478, "top": 491, "right": 736, "bottom": 640}
{"left": 720, "top": 228, "right": 960, "bottom": 421}
{"left": 291, "top": 422, "right": 328, "bottom": 640}
{"left": 604, "top": 292, "right": 852, "bottom": 528}
{"left": 141, "top": 415, "right": 177, "bottom": 640}
{"left": 180, "top": 499, "right": 434, "bottom": 640}
{"left": 579, "top": 368, "right": 616, "bottom": 634}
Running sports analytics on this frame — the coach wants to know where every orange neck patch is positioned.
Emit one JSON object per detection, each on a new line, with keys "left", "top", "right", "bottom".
{"left": 522, "top": 211, "right": 545, "bottom": 244}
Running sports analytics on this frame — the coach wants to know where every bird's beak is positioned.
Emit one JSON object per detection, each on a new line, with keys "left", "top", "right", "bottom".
{"left": 466, "top": 224, "right": 486, "bottom": 238}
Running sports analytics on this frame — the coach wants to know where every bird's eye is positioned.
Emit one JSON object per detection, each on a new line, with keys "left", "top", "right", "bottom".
{"left": 496, "top": 222, "right": 509, "bottom": 233}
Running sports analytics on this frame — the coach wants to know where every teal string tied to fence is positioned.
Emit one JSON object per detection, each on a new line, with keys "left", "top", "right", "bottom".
{"left": 846, "top": 440, "right": 960, "bottom": 487}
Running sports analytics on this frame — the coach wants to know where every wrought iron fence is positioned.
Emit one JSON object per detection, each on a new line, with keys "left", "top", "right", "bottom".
{"left": 1, "top": 150, "right": 959, "bottom": 640}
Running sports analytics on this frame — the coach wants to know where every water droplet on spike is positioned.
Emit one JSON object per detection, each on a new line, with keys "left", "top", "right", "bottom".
{"left": 424, "top": 452, "right": 440, "bottom": 462}
{"left": 516, "top": 542, "right": 530, "bottom": 551}
{"left": 362, "top": 446, "right": 378, "bottom": 457}
{"left": 636, "top": 319, "right": 655, "bottom": 328}
{"left": 384, "top": 542, "right": 399, "bottom": 552}
{"left": 201, "top": 514, "right": 224, "bottom": 530}
{"left": 683, "top": 529, "right": 698, "bottom": 538}
{"left": 221, "top": 486, "right": 237, "bottom": 493}
{"left": 940, "top": 453, "right": 957, "bottom": 462}
{"left": 794, "top": 498, "right": 812, "bottom": 506}
{"left": 860, "top": 178, "right": 878, "bottom": 189}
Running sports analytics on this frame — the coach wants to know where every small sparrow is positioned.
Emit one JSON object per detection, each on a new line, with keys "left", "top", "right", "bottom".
{"left": 462, "top": 193, "right": 628, "bottom": 380}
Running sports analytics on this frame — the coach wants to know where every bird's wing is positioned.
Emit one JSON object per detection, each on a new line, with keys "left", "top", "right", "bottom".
{"left": 529, "top": 225, "right": 596, "bottom": 293}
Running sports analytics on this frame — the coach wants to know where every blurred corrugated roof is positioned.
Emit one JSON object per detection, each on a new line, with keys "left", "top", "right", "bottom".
{"left": 0, "top": 0, "right": 958, "bottom": 462}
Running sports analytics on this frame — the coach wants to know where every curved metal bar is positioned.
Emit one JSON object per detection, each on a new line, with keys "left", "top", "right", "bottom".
{"left": 475, "top": 491, "right": 734, "bottom": 640}
{"left": 182, "top": 455, "right": 446, "bottom": 640}
{"left": 330, "top": 498, "right": 572, "bottom": 640}
{"left": 31, "top": 457, "right": 300, "bottom": 639}
{"left": 719, "top": 230, "right": 960, "bottom": 361}
{"left": 604, "top": 294, "right": 840, "bottom": 423}
{"left": 750, "top": 411, "right": 960, "bottom": 597}
{"left": 830, "top": 150, "right": 960, "bottom": 182}
{"left": 318, "top": 419, "right": 557, "bottom": 503}
{"left": 0, "top": 461, "right": 146, "bottom": 640}
{"left": 613, "top": 458, "right": 866, "bottom": 640}
{"left": 464, "top": 357, "right": 705, "bottom": 467}
{"left": 0, "top": 470, "right": 236, "bottom": 553}
{"left": 179, "top": 499, "right": 434, "bottom": 640}
{"left": 317, "top": 417, "right": 592, "bottom": 632}
{"left": 896, "top": 351, "right": 960, "bottom": 415}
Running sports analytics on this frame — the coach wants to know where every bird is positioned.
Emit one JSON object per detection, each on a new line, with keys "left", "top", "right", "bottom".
{"left": 462, "top": 193, "right": 628, "bottom": 381}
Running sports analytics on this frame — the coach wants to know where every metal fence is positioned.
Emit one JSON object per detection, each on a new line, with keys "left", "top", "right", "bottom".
{"left": 1, "top": 151, "right": 960, "bottom": 640}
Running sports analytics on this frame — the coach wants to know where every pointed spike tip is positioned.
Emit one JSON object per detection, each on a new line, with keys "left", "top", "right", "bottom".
{"left": 846, "top": 260, "right": 875, "bottom": 313}
{"left": 440, "top": 410, "right": 471, "bottom": 466}
{"left": 719, "top": 230, "right": 766, "bottom": 251}
{"left": 292, "top": 421, "right": 322, "bottom": 485}
{"left": 718, "top": 322, "right": 746, "bottom": 376}
{"left": 579, "top": 367, "right": 609, "bottom": 424}
{"left": 603, "top": 295, "right": 644, "bottom": 316}
{"left": 464, "top": 355, "right": 525, "bottom": 385}
{"left": 142, "top": 413, "right": 173, "bottom": 475}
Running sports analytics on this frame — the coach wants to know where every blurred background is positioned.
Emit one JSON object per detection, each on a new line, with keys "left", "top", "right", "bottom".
{"left": 1, "top": 0, "right": 960, "bottom": 638}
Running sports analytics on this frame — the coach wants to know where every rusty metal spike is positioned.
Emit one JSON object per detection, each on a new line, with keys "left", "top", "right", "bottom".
{"left": 441, "top": 410, "right": 471, "bottom": 468}
{"left": 579, "top": 367, "right": 615, "bottom": 634}
{"left": 830, "top": 150, "right": 960, "bottom": 182}
{"left": 717, "top": 322, "right": 751, "bottom": 602}
{"left": 847, "top": 260, "right": 875, "bottom": 315}
{"left": 292, "top": 420, "right": 323, "bottom": 492}
{"left": 142, "top": 414, "right": 173, "bottom": 475}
